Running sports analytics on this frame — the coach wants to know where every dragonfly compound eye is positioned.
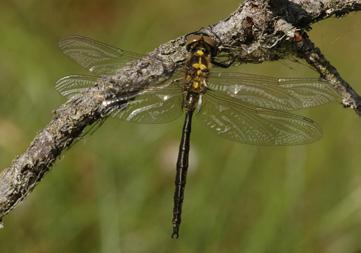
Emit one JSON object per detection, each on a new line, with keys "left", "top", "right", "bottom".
{"left": 185, "top": 33, "right": 218, "bottom": 56}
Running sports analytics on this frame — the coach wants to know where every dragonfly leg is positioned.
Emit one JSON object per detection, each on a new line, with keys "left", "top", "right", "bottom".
{"left": 212, "top": 55, "right": 236, "bottom": 68}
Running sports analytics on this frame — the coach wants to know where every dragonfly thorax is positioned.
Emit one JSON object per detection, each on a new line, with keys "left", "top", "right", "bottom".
{"left": 185, "top": 49, "right": 211, "bottom": 94}
{"left": 184, "top": 34, "right": 217, "bottom": 96}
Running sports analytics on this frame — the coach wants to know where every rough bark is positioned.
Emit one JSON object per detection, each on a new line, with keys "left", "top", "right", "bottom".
{"left": 0, "top": 0, "right": 360, "bottom": 222}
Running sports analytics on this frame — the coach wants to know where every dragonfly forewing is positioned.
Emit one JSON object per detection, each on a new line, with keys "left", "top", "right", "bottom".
{"left": 59, "top": 35, "right": 142, "bottom": 75}
{"left": 208, "top": 71, "right": 339, "bottom": 111}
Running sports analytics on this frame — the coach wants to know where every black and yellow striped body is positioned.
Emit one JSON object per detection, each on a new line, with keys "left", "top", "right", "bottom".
{"left": 172, "top": 34, "right": 217, "bottom": 238}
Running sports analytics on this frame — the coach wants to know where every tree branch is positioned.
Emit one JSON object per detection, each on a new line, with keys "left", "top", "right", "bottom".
{"left": 0, "top": 0, "right": 360, "bottom": 222}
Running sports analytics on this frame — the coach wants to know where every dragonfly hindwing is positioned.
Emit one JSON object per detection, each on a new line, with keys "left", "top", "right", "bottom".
{"left": 59, "top": 35, "right": 141, "bottom": 75}
{"left": 111, "top": 79, "right": 184, "bottom": 124}
{"left": 200, "top": 91, "right": 322, "bottom": 145}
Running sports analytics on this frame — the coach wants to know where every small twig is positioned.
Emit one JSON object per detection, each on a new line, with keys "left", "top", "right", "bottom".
{"left": 297, "top": 33, "right": 361, "bottom": 115}
{"left": 273, "top": 18, "right": 361, "bottom": 114}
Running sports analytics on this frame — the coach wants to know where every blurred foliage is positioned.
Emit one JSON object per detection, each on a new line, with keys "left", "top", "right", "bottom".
{"left": 0, "top": 0, "right": 360, "bottom": 252}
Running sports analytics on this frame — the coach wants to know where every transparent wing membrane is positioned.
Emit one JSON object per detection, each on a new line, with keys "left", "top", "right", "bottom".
{"left": 112, "top": 80, "right": 183, "bottom": 124}
{"left": 56, "top": 58, "right": 185, "bottom": 123}
{"left": 208, "top": 71, "right": 339, "bottom": 111}
{"left": 200, "top": 91, "right": 322, "bottom": 145}
{"left": 59, "top": 35, "right": 141, "bottom": 75}
{"left": 56, "top": 75, "right": 98, "bottom": 98}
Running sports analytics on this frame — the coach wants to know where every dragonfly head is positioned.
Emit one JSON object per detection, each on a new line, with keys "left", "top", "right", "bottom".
{"left": 185, "top": 33, "right": 218, "bottom": 57}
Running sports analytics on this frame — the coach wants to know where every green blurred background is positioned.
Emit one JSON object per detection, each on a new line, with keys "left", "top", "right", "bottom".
{"left": 0, "top": 0, "right": 360, "bottom": 252}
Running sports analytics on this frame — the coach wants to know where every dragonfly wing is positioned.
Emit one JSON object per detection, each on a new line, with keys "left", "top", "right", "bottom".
{"left": 59, "top": 35, "right": 141, "bottom": 75}
{"left": 200, "top": 91, "right": 322, "bottom": 145}
{"left": 56, "top": 75, "right": 99, "bottom": 98}
{"left": 56, "top": 75, "right": 184, "bottom": 124}
{"left": 208, "top": 71, "right": 339, "bottom": 111}
{"left": 112, "top": 79, "right": 184, "bottom": 124}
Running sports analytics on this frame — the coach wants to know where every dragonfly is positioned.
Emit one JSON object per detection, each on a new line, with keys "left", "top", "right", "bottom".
{"left": 56, "top": 34, "right": 339, "bottom": 238}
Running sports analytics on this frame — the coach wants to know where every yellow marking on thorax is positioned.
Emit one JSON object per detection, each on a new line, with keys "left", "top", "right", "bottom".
{"left": 192, "top": 63, "right": 207, "bottom": 70}
{"left": 196, "top": 50, "right": 204, "bottom": 56}
{"left": 192, "top": 50, "right": 208, "bottom": 74}
{"left": 188, "top": 50, "right": 209, "bottom": 92}
{"left": 192, "top": 81, "right": 200, "bottom": 90}
{"left": 192, "top": 56, "right": 207, "bottom": 71}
